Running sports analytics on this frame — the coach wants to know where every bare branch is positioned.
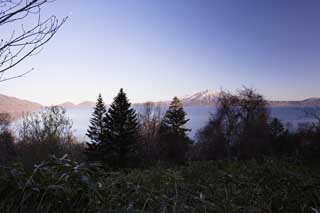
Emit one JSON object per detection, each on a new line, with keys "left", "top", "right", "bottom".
{"left": 0, "top": 0, "right": 67, "bottom": 82}
{"left": 303, "top": 107, "right": 320, "bottom": 125}
{"left": 0, "top": 68, "right": 32, "bottom": 82}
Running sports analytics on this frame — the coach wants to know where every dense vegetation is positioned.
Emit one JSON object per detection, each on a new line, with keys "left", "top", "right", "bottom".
{"left": 0, "top": 156, "right": 319, "bottom": 212}
{"left": 1, "top": 88, "right": 320, "bottom": 211}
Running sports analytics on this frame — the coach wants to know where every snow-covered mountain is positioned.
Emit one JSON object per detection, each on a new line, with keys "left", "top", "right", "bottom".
{"left": 180, "top": 90, "right": 220, "bottom": 106}
{"left": 2, "top": 91, "right": 320, "bottom": 118}
{"left": 179, "top": 90, "right": 320, "bottom": 107}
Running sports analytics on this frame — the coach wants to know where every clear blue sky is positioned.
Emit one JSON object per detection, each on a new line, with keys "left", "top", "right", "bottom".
{"left": 1, "top": 0, "right": 320, "bottom": 105}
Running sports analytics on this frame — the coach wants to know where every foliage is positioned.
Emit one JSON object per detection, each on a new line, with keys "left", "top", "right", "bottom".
{"left": 237, "top": 88, "right": 270, "bottom": 159}
{"left": 0, "top": 113, "right": 16, "bottom": 165}
{"left": 2, "top": 88, "right": 320, "bottom": 211}
{"left": 18, "top": 106, "right": 73, "bottom": 145}
{"left": 0, "top": 131, "right": 16, "bottom": 166}
{"left": 86, "top": 94, "right": 107, "bottom": 161}
{"left": 103, "top": 88, "right": 140, "bottom": 168}
{"left": 160, "top": 97, "right": 190, "bottom": 135}
{"left": 16, "top": 106, "right": 78, "bottom": 169}
{"left": 195, "top": 88, "right": 271, "bottom": 160}
{"left": 0, "top": 157, "right": 319, "bottom": 212}
{"left": 159, "top": 97, "right": 191, "bottom": 163}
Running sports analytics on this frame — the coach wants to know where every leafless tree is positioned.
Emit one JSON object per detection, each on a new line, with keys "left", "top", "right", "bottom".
{"left": 17, "top": 106, "right": 75, "bottom": 169}
{"left": 138, "top": 102, "right": 163, "bottom": 161}
{"left": 304, "top": 108, "right": 320, "bottom": 123}
{"left": 0, "top": 0, "right": 67, "bottom": 82}
{"left": 196, "top": 88, "right": 271, "bottom": 160}
{"left": 303, "top": 107, "right": 320, "bottom": 132}
{"left": 18, "top": 106, "right": 73, "bottom": 145}
{"left": 139, "top": 102, "right": 163, "bottom": 140}
{"left": 214, "top": 91, "right": 241, "bottom": 159}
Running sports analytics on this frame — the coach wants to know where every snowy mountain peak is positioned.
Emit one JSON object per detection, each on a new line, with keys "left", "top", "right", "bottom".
{"left": 181, "top": 90, "right": 220, "bottom": 105}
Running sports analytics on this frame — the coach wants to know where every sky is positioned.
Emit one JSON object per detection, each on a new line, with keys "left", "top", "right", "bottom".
{"left": 1, "top": 0, "right": 320, "bottom": 105}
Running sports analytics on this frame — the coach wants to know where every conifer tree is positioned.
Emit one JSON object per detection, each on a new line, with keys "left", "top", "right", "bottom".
{"left": 86, "top": 94, "right": 107, "bottom": 161}
{"left": 161, "top": 97, "right": 190, "bottom": 135}
{"left": 159, "top": 97, "right": 191, "bottom": 162}
{"left": 103, "top": 88, "right": 139, "bottom": 167}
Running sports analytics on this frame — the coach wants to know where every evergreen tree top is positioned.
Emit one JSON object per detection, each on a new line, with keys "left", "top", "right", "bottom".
{"left": 86, "top": 93, "right": 107, "bottom": 145}
{"left": 96, "top": 93, "right": 106, "bottom": 108}
{"left": 169, "top": 96, "right": 183, "bottom": 110}
{"left": 106, "top": 88, "right": 139, "bottom": 134}
{"left": 104, "top": 88, "right": 140, "bottom": 168}
{"left": 161, "top": 96, "right": 190, "bottom": 134}
{"left": 110, "top": 88, "right": 131, "bottom": 109}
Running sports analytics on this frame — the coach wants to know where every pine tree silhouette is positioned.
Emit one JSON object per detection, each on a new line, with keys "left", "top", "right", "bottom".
{"left": 161, "top": 97, "right": 190, "bottom": 134}
{"left": 103, "top": 88, "right": 139, "bottom": 168}
{"left": 159, "top": 97, "right": 191, "bottom": 163}
{"left": 86, "top": 93, "right": 107, "bottom": 161}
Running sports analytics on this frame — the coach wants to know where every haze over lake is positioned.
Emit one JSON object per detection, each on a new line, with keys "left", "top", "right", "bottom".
{"left": 67, "top": 106, "right": 316, "bottom": 140}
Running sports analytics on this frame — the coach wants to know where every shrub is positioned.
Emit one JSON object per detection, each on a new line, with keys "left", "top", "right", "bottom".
{"left": 0, "top": 157, "right": 319, "bottom": 212}
{"left": 16, "top": 106, "right": 82, "bottom": 169}
{"left": 0, "top": 113, "right": 16, "bottom": 165}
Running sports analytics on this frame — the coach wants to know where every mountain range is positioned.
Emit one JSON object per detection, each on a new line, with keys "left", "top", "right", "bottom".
{"left": 0, "top": 94, "right": 42, "bottom": 119}
{"left": 1, "top": 91, "right": 320, "bottom": 118}
{"left": 59, "top": 101, "right": 96, "bottom": 109}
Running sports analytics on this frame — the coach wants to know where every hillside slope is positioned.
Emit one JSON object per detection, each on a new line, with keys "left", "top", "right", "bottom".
{"left": 0, "top": 94, "right": 42, "bottom": 118}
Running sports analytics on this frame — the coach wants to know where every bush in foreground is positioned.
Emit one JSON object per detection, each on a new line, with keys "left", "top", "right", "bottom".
{"left": 0, "top": 157, "right": 320, "bottom": 212}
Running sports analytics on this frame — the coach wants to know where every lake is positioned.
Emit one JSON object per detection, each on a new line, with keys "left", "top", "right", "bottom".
{"left": 66, "top": 106, "right": 317, "bottom": 140}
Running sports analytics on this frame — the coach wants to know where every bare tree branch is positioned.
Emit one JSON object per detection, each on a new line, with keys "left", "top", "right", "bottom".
{"left": 304, "top": 107, "right": 320, "bottom": 125}
{"left": 0, "top": 0, "right": 67, "bottom": 82}
{"left": 0, "top": 68, "right": 32, "bottom": 82}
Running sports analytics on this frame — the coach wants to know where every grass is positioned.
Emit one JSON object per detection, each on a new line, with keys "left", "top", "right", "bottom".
{"left": 0, "top": 156, "right": 320, "bottom": 212}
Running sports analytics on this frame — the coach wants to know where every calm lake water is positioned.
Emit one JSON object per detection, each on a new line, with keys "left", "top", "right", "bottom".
{"left": 66, "top": 106, "right": 317, "bottom": 140}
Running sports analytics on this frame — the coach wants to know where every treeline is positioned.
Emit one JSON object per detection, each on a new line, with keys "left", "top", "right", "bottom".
{"left": 0, "top": 107, "right": 83, "bottom": 170}
{"left": 85, "top": 90, "right": 192, "bottom": 168}
{"left": 0, "top": 88, "right": 320, "bottom": 169}
{"left": 84, "top": 87, "right": 320, "bottom": 167}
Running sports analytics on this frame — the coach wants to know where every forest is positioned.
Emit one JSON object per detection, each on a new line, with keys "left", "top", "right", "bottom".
{"left": 0, "top": 88, "right": 320, "bottom": 212}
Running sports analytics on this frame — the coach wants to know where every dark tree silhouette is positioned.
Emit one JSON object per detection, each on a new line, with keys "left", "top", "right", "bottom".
{"left": 304, "top": 107, "right": 320, "bottom": 131}
{"left": 0, "top": 0, "right": 67, "bottom": 82}
{"left": 138, "top": 102, "right": 163, "bottom": 163}
{"left": 195, "top": 88, "right": 271, "bottom": 160}
{"left": 237, "top": 88, "right": 270, "bottom": 159}
{"left": 103, "top": 88, "right": 139, "bottom": 168}
{"left": 160, "top": 97, "right": 190, "bottom": 135}
{"left": 0, "top": 131, "right": 16, "bottom": 165}
{"left": 86, "top": 94, "right": 107, "bottom": 161}
{"left": 268, "top": 118, "right": 292, "bottom": 157}
{"left": 159, "top": 97, "right": 191, "bottom": 163}
{"left": 0, "top": 113, "right": 16, "bottom": 165}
